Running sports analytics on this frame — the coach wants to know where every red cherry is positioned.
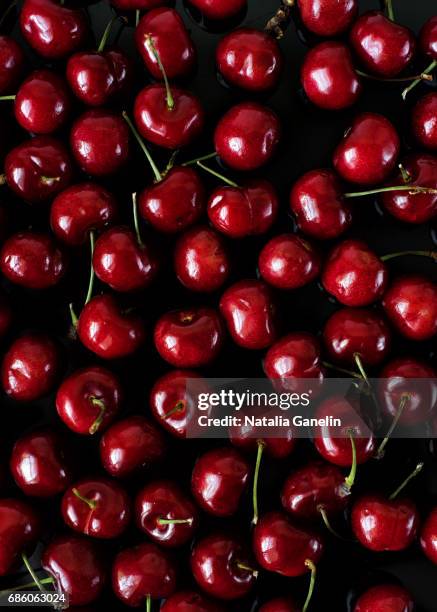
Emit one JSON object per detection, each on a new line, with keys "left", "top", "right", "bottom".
{"left": 61, "top": 477, "right": 130, "bottom": 538}
{"left": 191, "top": 447, "right": 250, "bottom": 517}
{"left": 382, "top": 275, "right": 437, "bottom": 341}
{"left": 229, "top": 426, "right": 295, "bottom": 460}
{"left": 2, "top": 334, "right": 59, "bottom": 401}
{"left": 174, "top": 226, "right": 229, "bottom": 292}
{"left": 297, "top": 0, "right": 357, "bottom": 36}
{"left": 0, "top": 36, "right": 24, "bottom": 94}
{"left": 56, "top": 365, "right": 122, "bottom": 435}
{"left": 301, "top": 41, "right": 362, "bottom": 110}
{"left": 354, "top": 584, "right": 414, "bottom": 612}
{"left": 219, "top": 279, "right": 278, "bottom": 349}
{"left": 259, "top": 234, "right": 321, "bottom": 290}
{"left": 214, "top": 102, "right": 281, "bottom": 171}
{"left": 100, "top": 415, "right": 167, "bottom": 477}
{"left": 77, "top": 294, "right": 145, "bottom": 359}
{"left": 216, "top": 29, "right": 282, "bottom": 92}
{"left": 420, "top": 16, "right": 437, "bottom": 60}
{"left": 154, "top": 307, "right": 224, "bottom": 367}
{"left": 333, "top": 112, "right": 400, "bottom": 185}
{"left": 259, "top": 597, "right": 299, "bottom": 612}
{"left": 0, "top": 499, "right": 40, "bottom": 576}
{"left": 412, "top": 93, "right": 437, "bottom": 151}
{"left": 191, "top": 534, "right": 256, "bottom": 600}
{"left": 10, "top": 430, "right": 72, "bottom": 497}
{"left": 420, "top": 507, "right": 437, "bottom": 564}
{"left": 135, "top": 480, "right": 198, "bottom": 547}
{"left": 161, "top": 590, "right": 224, "bottom": 612}
{"left": 188, "top": 0, "right": 245, "bottom": 20}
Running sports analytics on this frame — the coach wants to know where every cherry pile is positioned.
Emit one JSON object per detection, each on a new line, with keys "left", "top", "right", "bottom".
{"left": 0, "top": 0, "right": 436, "bottom": 610}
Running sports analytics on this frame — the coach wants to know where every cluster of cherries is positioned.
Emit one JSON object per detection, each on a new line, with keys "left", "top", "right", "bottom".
{"left": 0, "top": 0, "right": 436, "bottom": 610}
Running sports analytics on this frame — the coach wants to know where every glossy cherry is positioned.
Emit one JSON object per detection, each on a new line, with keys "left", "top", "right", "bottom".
{"left": 412, "top": 93, "right": 437, "bottom": 151}
{"left": 161, "top": 590, "right": 224, "bottom": 612}
{"left": 420, "top": 507, "right": 437, "bottom": 564}
{"left": 354, "top": 584, "right": 415, "bottom": 612}
{"left": 188, "top": 0, "right": 245, "bottom": 20}
{"left": 297, "top": 0, "right": 357, "bottom": 36}
{"left": 420, "top": 16, "right": 437, "bottom": 61}
{"left": 0, "top": 36, "right": 24, "bottom": 94}
{"left": 0, "top": 499, "right": 40, "bottom": 576}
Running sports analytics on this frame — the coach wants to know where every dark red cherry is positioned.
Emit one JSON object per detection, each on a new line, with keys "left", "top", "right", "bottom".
{"left": 420, "top": 507, "right": 437, "bottom": 564}
{"left": 77, "top": 294, "right": 145, "bottom": 359}
{"left": 56, "top": 365, "right": 122, "bottom": 435}
{"left": 259, "top": 597, "right": 299, "bottom": 612}
{"left": 135, "top": 8, "right": 195, "bottom": 79}
{"left": 333, "top": 112, "right": 400, "bottom": 185}
{"left": 297, "top": 0, "right": 357, "bottom": 36}
{"left": 219, "top": 279, "right": 278, "bottom": 349}
{"left": 229, "top": 425, "right": 296, "bottom": 460}
{"left": 382, "top": 275, "right": 437, "bottom": 341}
{"left": 161, "top": 590, "right": 224, "bottom": 612}
{"left": 174, "top": 226, "right": 229, "bottom": 292}
{"left": 354, "top": 584, "right": 414, "bottom": 612}
{"left": 0, "top": 499, "right": 40, "bottom": 576}
{"left": 0, "top": 36, "right": 24, "bottom": 94}
{"left": 420, "top": 16, "right": 437, "bottom": 60}
{"left": 191, "top": 447, "right": 250, "bottom": 517}
{"left": 135, "top": 480, "right": 198, "bottom": 547}
{"left": 259, "top": 234, "right": 320, "bottom": 290}
{"left": 214, "top": 102, "right": 281, "bottom": 171}
{"left": 0, "top": 231, "right": 67, "bottom": 289}
{"left": 2, "top": 334, "right": 59, "bottom": 401}
{"left": 301, "top": 41, "right": 362, "bottom": 110}
{"left": 70, "top": 110, "right": 130, "bottom": 176}
{"left": 5, "top": 136, "right": 73, "bottom": 203}
{"left": 51, "top": 183, "right": 117, "bottom": 246}
{"left": 154, "top": 307, "right": 224, "bottom": 367}
{"left": 412, "top": 93, "right": 437, "bottom": 151}
{"left": 216, "top": 29, "right": 282, "bottom": 92}
{"left": 191, "top": 534, "right": 256, "bottom": 600}
{"left": 61, "top": 477, "right": 130, "bottom": 538}
{"left": 188, "top": 0, "right": 245, "bottom": 20}
{"left": 100, "top": 415, "right": 167, "bottom": 477}
{"left": 10, "top": 430, "right": 71, "bottom": 497}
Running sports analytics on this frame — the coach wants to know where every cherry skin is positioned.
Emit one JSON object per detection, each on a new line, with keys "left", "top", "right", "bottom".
{"left": 135, "top": 8, "right": 196, "bottom": 79}
{"left": 161, "top": 590, "right": 224, "bottom": 612}
{"left": 61, "top": 477, "right": 130, "bottom": 538}
{"left": 0, "top": 36, "right": 24, "bottom": 94}
{"left": 219, "top": 279, "right": 278, "bottom": 349}
{"left": 420, "top": 507, "right": 437, "bottom": 564}
{"left": 154, "top": 307, "right": 224, "bottom": 367}
{"left": 322, "top": 239, "right": 388, "bottom": 307}
{"left": 290, "top": 169, "right": 353, "bottom": 240}
{"left": 191, "top": 447, "right": 250, "bottom": 517}
{"left": 174, "top": 226, "right": 230, "bottom": 292}
{"left": 259, "top": 598, "right": 299, "bottom": 612}
{"left": 259, "top": 234, "right": 321, "bottom": 290}
{"left": 216, "top": 29, "right": 282, "bottom": 92}
{"left": 333, "top": 112, "right": 400, "bottom": 185}
{"left": 229, "top": 424, "right": 296, "bottom": 459}
{"left": 56, "top": 365, "right": 122, "bottom": 435}
{"left": 77, "top": 294, "right": 145, "bottom": 359}
{"left": 297, "top": 0, "right": 357, "bottom": 37}
{"left": 214, "top": 102, "right": 281, "bottom": 171}
{"left": 420, "top": 16, "right": 437, "bottom": 60}
{"left": 135, "top": 480, "right": 198, "bottom": 547}
{"left": 70, "top": 110, "right": 130, "bottom": 176}
{"left": 188, "top": 0, "right": 246, "bottom": 20}
{"left": 0, "top": 499, "right": 40, "bottom": 576}
{"left": 5, "top": 136, "right": 73, "bottom": 203}
{"left": 42, "top": 535, "right": 106, "bottom": 606}
{"left": 208, "top": 179, "right": 278, "bottom": 238}
{"left": 382, "top": 275, "right": 437, "bottom": 341}
{"left": 2, "top": 334, "right": 59, "bottom": 401}
{"left": 191, "top": 534, "right": 256, "bottom": 600}
{"left": 412, "top": 93, "right": 437, "bottom": 151}
{"left": 10, "top": 430, "right": 72, "bottom": 497}
{"left": 50, "top": 182, "right": 117, "bottom": 246}
{"left": 20, "top": 0, "right": 88, "bottom": 59}
{"left": 354, "top": 584, "right": 414, "bottom": 612}
{"left": 301, "top": 41, "right": 362, "bottom": 110}
{"left": 100, "top": 415, "right": 167, "bottom": 477}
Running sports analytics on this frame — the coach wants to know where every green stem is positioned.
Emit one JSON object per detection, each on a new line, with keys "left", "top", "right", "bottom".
{"left": 97, "top": 16, "right": 119, "bottom": 52}
{"left": 322, "top": 361, "right": 362, "bottom": 379}
{"left": 317, "top": 505, "right": 344, "bottom": 539}
{"left": 132, "top": 193, "right": 143, "bottom": 247}
{"left": 302, "top": 560, "right": 317, "bottom": 612}
{"left": 355, "top": 70, "right": 432, "bottom": 83}
{"left": 353, "top": 354, "right": 368, "bottom": 386}
{"left": 0, "top": 95, "right": 15, "bottom": 101}
{"left": 69, "top": 303, "right": 78, "bottom": 328}
{"left": 182, "top": 152, "right": 217, "bottom": 167}
{"left": 136, "top": 9, "right": 140, "bottom": 27}
{"left": 40, "top": 176, "right": 60, "bottom": 185}
{"left": 398, "top": 163, "right": 412, "bottom": 183}
{"left": 21, "top": 554, "right": 47, "bottom": 594}
{"left": 0, "top": 0, "right": 17, "bottom": 29}
{"left": 162, "top": 400, "right": 185, "bottom": 419}
{"left": 72, "top": 487, "right": 97, "bottom": 510}
{"left": 196, "top": 161, "right": 239, "bottom": 187}
{"left": 145, "top": 35, "right": 174, "bottom": 110}
{"left": 162, "top": 150, "right": 179, "bottom": 177}
{"left": 252, "top": 440, "right": 265, "bottom": 525}
{"left": 236, "top": 562, "right": 258, "bottom": 577}
{"left": 344, "top": 184, "right": 437, "bottom": 198}
{"left": 0, "top": 577, "right": 54, "bottom": 596}
{"left": 89, "top": 397, "right": 106, "bottom": 435}
{"left": 146, "top": 594, "right": 151, "bottom": 612}
{"left": 402, "top": 60, "right": 437, "bottom": 100}
{"left": 343, "top": 430, "right": 357, "bottom": 491}
{"left": 389, "top": 462, "right": 424, "bottom": 500}
{"left": 157, "top": 517, "right": 193, "bottom": 525}
{"left": 375, "top": 394, "right": 410, "bottom": 459}
{"left": 84, "top": 231, "right": 95, "bottom": 307}
{"left": 380, "top": 250, "right": 436, "bottom": 262}
{"left": 122, "top": 111, "right": 162, "bottom": 182}
{"left": 384, "top": 0, "right": 394, "bottom": 20}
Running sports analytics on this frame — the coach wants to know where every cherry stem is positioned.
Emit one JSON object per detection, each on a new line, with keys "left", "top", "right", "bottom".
{"left": 122, "top": 111, "right": 162, "bottom": 182}
{"left": 353, "top": 353, "right": 368, "bottom": 385}
{"left": 380, "top": 250, "right": 436, "bottom": 262}
{"left": 162, "top": 150, "right": 179, "bottom": 177}
{"left": 157, "top": 517, "right": 193, "bottom": 525}
{"left": 0, "top": 0, "right": 17, "bottom": 29}
{"left": 343, "top": 430, "right": 357, "bottom": 492}
{"left": 399, "top": 163, "right": 412, "bottom": 183}
{"left": 0, "top": 174, "right": 6, "bottom": 186}
{"left": 356, "top": 69, "right": 432, "bottom": 83}
{"left": 84, "top": 230, "right": 95, "bottom": 307}
{"left": 236, "top": 562, "right": 259, "bottom": 577}
{"left": 97, "top": 16, "right": 121, "bottom": 53}
{"left": 389, "top": 462, "right": 424, "bottom": 500}
{"left": 40, "top": 176, "right": 61, "bottom": 185}
{"left": 344, "top": 184, "right": 437, "bottom": 198}
{"left": 0, "top": 577, "right": 54, "bottom": 596}
{"left": 135, "top": 9, "right": 140, "bottom": 27}
{"left": 264, "top": 0, "right": 294, "bottom": 39}
{"left": 375, "top": 393, "right": 410, "bottom": 459}
{"left": 72, "top": 487, "right": 97, "bottom": 510}
{"left": 252, "top": 440, "right": 265, "bottom": 526}
{"left": 182, "top": 152, "right": 216, "bottom": 167}
{"left": 145, "top": 35, "right": 174, "bottom": 111}
{"left": 402, "top": 60, "right": 437, "bottom": 100}
{"left": 69, "top": 304, "right": 78, "bottom": 328}
{"left": 384, "top": 0, "right": 395, "bottom": 20}
{"left": 196, "top": 161, "right": 239, "bottom": 188}
{"left": 302, "top": 560, "right": 317, "bottom": 612}
{"left": 162, "top": 400, "right": 185, "bottom": 419}
{"left": 322, "top": 361, "right": 362, "bottom": 379}
{"left": 132, "top": 192, "right": 143, "bottom": 247}
{"left": 0, "top": 95, "right": 15, "bottom": 101}
{"left": 146, "top": 594, "right": 151, "bottom": 612}
{"left": 317, "top": 505, "right": 345, "bottom": 539}
{"left": 89, "top": 397, "right": 106, "bottom": 435}
{"left": 21, "top": 554, "right": 47, "bottom": 593}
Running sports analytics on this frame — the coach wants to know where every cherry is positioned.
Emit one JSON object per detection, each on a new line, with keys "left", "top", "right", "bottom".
{"left": 0, "top": 36, "right": 24, "bottom": 94}
{"left": 76, "top": 294, "right": 145, "bottom": 359}
{"left": 50, "top": 182, "right": 117, "bottom": 246}
{"left": 4, "top": 136, "right": 73, "bottom": 203}
{"left": 214, "top": 102, "right": 281, "bottom": 171}
{"left": 420, "top": 506, "right": 437, "bottom": 564}
{"left": 135, "top": 8, "right": 196, "bottom": 79}
{"left": 174, "top": 226, "right": 230, "bottom": 292}
{"left": 161, "top": 590, "right": 224, "bottom": 612}
{"left": 191, "top": 447, "right": 250, "bottom": 517}
{"left": 301, "top": 41, "right": 362, "bottom": 110}
{"left": 70, "top": 110, "right": 130, "bottom": 176}
{"left": 412, "top": 93, "right": 437, "bottom": 151}
{"left": 20, "top": 0, "right": 88, "bottom": 59}
{"left": 2, "top": 334, "right": 59, "bottom": 401}
{"left": 354, "top": 584, "right": 414, "bottom": 612}
{"left": 56, "top": 365, "right": 122, "bottom": 435}
{"left": 216, "top": 29, "right": 282, "bottom": 92}
{"left": 154, "top": 307, "right": 224, "bottom": 367}
{"left": 188, "top": 0, "right": 246, "bottom": 20}
{"left": 41, "top": 535, "right": 106, "bottom": 606}
{"left": 333, "top": 112, "right": 400, "bottom": 185}
{"left": 100, "top": 415, "right": 167, "bottom": 477}
{"left": 61, "top": 477, "right": 130, "bottom": 538}
{"left": 382, "top": 275, "right": 437, "bottom": 341}
{"left": 0, "top": 499, "right": 40, "bottom": 576}
{"left": 219, "top": 279, "right": 278, "bottom": 349}
{"left": 401, "top": 16, "right": 437, "bottom": 100}
{"left": 135, "top": 480, "right": 198, "bottom": 547}
{"left": 297, "top": 0, "right": 357, "bottom": 37}
{"left": 191, "top": 534, "right": 256, "bottom": 600}
{"left": 259, "top": 234, "right": 321, "bottom": 290}
{"left": 0, "top": 231, "right": 67, "bottom": 289}
{"left": 10, "top": 430, "right": 72, "bottom": 497}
